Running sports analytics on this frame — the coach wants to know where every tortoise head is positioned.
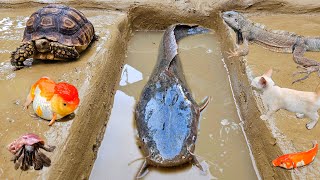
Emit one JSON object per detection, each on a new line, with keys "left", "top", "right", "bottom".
{"left": 35, "top": 39, "right": 50, "bottom": 53}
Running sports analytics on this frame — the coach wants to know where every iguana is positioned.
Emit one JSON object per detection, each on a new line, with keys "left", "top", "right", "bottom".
{"left": 222, "top": 11, "right": 320, "bottom": 84}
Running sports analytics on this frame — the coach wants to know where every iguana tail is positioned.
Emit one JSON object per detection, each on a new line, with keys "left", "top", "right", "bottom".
{"left": 305, "top": 38, "right": 320, "bottom": 52}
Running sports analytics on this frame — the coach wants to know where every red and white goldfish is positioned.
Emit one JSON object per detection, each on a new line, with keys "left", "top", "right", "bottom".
{"left": 24, "top": 76, "right": 80, "bottom": 126}
{"left": 272, "top": 141, "right": 318, "bottom": 169}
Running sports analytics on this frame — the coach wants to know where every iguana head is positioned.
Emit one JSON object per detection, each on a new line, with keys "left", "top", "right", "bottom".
{"left": 222, "top": 11, "right": 245, "bottom": 31}
{"left": 222, "top": 11, "right": 246, "bottom": 44}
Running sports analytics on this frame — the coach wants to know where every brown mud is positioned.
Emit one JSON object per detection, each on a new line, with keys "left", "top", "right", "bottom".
{"left": 0, "top": 0, "right": 320, "bottom": 180}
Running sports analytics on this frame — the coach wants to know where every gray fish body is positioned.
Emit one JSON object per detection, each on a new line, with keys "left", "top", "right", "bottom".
{"left": 135, "top": 24, "right": 210, "bottom": 172}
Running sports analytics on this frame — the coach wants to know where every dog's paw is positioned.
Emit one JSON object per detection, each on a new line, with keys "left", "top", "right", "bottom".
{"left": 306, "top": 121, "right": 317, "bottom": 130}
{"left": 260, "top": 115, "right": 269, "bottom": 121}
{"left": 296, "top": 113, "right": 304, "bottom": 119}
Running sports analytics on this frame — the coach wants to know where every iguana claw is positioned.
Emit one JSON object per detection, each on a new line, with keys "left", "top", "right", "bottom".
{"left": 227, "top": 48, "right": 239, "bottom": 58}
{"left": 292, "top": 65, "right": 320, "bottom": 84}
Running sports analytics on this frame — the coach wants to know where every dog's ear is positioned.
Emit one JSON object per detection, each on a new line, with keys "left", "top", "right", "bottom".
{"left": 259, "top": 77, "right": 267, "bottom": 88}
{"left": 264, "top": 69, "right": 273, "bottom": 77}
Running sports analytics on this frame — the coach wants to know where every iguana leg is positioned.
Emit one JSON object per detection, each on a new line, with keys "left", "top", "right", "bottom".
{"left": 292, "top": 44, "right": 320, "bottom": 83}
{"left": 227, "top": 38, "right": 249, "bottom": 58}
{"left": 292, "top": 65, "right": 319, "bottom": 84}
{"left": 11, "top": 42, "right": 35, "bottom": 69}
{"left": 293, "top": 44, "right": 320, "bottom": 66}
{"left": 50, "top": 42, "right": 79, "bottom": 59}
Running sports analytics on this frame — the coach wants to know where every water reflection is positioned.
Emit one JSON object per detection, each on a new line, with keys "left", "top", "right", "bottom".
{"left": 120, "top": 64, "right": 143, "bottom": 86}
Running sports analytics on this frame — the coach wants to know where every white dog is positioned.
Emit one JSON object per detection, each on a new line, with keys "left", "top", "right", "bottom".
{"left": 251, "top": 69, "right": 320, "bottom": 130}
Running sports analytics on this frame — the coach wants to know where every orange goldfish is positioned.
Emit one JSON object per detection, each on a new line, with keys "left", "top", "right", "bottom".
{"left": 24, "top": 77, "right": 80, "bottom": 126}
{"left": 272, "top": 141, "right": 318, "bottom": 169}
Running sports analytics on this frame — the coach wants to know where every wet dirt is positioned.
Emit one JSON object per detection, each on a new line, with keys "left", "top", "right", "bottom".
{"left": 244, "top": 14, "right": 320, "bottom": 179}
{"left": 90, "top": 31, "right": 258, "bottom": 179}
{"left": 0, "top": 7, "right": 124, "bottom": 179}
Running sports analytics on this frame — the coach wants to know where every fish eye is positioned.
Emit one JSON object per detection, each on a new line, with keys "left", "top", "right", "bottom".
{"left": 63, "top": 103, "right": 67, "bottom": 106}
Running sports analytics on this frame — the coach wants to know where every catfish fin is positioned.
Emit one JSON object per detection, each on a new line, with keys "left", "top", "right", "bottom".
{"left": 192, "top": 155, "right": 204, "bottom": 172}
{"left": 136, "top": 160, "right": 149, "bottom": 179}
{"left": 198, "top": 96, "right": 210, "bottom": 112}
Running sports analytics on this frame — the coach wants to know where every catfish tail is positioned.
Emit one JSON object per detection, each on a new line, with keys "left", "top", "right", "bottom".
{"left": 161, "top": 24, "right": 211, "bottom": 65}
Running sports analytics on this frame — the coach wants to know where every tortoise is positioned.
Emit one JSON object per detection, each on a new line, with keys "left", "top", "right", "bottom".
{"left": 11, "top": 4, "right": 96, "bottom": 68}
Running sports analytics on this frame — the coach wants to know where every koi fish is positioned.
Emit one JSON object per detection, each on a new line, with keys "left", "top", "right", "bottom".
{"left": 24, "top": 76, "right": 80, "bottom": 126}
{"left": 272, "top": 141, "right": 318, "bottom": 169}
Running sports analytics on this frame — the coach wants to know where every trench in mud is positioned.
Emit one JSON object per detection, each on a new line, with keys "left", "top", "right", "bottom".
{"left": 90, "top": 31, "right": 258, "bottom": 179}
{"left": 2, "top": 3, "right": 312, "bottom": 180}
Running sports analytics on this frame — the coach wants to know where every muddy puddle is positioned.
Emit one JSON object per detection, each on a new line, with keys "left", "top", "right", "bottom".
{"left": 90, "top": 31, "right": 258, "bottom": 179}
{"left": 245, "top": 14, "right": 320, "bottom": 179}
{"left": 0, "top": 7, "right": 121, "bottom": 179}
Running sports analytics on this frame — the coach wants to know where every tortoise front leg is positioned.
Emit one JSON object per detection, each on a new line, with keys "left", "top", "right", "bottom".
{"left": 11, "top": 42, "right": 34, "bottom": 69}
{"left": 50, "top": 42, "right": 79, "bottom": 59}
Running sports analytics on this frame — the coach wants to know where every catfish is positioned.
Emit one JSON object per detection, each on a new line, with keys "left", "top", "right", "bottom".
{"left": 135, "top": 24, "right": 210, "bottom": 178}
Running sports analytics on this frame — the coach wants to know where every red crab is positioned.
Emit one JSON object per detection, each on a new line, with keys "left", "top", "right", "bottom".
{"left": 7, "top": 133, "right": 56, "bottom": 170}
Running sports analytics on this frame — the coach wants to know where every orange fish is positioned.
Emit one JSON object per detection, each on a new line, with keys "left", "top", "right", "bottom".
{"left": 24, "top": 76, "right": 80, "bottom": 126}
{"left": 272, "top": 141, "right": 318, "bottom": 169}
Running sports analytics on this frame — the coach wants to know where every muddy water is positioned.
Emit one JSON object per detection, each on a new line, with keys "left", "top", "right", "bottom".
{"left": 0, "top": 7, "right": 120, "bottom": 179}
{"left": 90, "top": 31, "right": 257, "bottom": 179}
{"left": 246, "top": 14, "right": 320, "bottom": 179}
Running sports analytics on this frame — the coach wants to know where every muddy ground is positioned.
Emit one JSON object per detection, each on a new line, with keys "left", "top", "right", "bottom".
{"left": 0, "top": 0, "right": 320, "bottom": 180}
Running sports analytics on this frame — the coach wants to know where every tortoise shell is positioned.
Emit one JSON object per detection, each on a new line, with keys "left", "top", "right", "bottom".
{"left": 23, "top": 4, "right": 94, "bottom": 47}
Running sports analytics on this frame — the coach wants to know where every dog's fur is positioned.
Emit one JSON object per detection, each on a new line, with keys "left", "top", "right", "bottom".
{"left": 251, "top": 69, "right": 320, "bottom": 130}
